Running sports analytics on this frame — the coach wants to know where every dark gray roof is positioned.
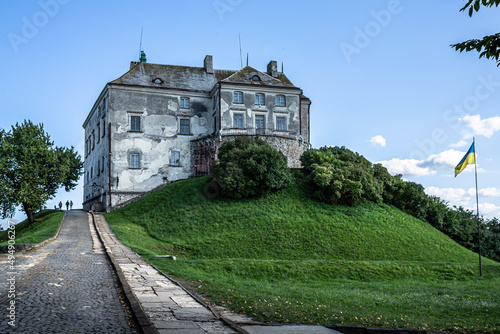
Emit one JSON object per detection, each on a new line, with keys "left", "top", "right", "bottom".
{"left": 109, "top": 62, "right": 298, "bottom": 92}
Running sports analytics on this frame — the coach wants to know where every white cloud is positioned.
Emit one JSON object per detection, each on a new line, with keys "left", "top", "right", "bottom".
{"left": 425, "top": 186, "right": 500, "bottom": 218}
{"left": 368, "top": 135, "right": 386, "bottom": 147}
{"left": 378, "top": 158, "right": 436, "bottom": 177}
{"left": 419, "top": 149, "right": 465, "bottom": 170}
{"left": 479, "top": 203, "right": 500, "bottom": 218}
{"left": 425, "top": 186, "right": 470, "bottom": 206}
{"left": 480, "top": 187, "right": 500, "bottom": 197}
{"left": 449, "top": 140, "right": 468, "bottom": 148}
{"left": 459, "top": 114, "right": 500, "bottom": 138}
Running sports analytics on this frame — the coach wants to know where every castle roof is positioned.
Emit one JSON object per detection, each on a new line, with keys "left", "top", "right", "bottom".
{"left": 109, "top": 61, "right": 298, "bottom": 93}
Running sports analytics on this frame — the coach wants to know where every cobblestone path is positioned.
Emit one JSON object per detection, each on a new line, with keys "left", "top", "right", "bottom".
{"left": 0, "top": 210, "right": 137, "bottom": 333}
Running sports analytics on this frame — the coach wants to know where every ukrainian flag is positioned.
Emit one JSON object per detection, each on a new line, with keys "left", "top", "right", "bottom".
{"left": 455, "top": 142, "right": 476, "bottom": 177}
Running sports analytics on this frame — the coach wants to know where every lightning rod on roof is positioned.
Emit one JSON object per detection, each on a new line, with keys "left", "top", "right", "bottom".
{"left": 139, "top": 27, "right": 147, "bottom": 63}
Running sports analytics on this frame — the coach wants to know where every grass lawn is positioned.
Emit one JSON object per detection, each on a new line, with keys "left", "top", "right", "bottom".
{"left": 105, "top": 175, "right": 500, "bottom": 333}
{"left": 0, "top": 210, "right": 64, "bottom": 246}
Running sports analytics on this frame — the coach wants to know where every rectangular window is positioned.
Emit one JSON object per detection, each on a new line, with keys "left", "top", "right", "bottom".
{"left": 180, "top": 97, "right": 190, "bottom": 109}
{"left": 92, "top": 131, "right": 95, "bottom": 150}
{"left": 97, "top": 160, "right": 100, "bottom": 176}
{"left": 97, "top": 123, "right": 100, "bottom": 143}
{"left": 131, "top": 116, "right": 141, "bottom": 132}
{"left": 276, "top": 116, "right": 287, "bottom": 131}
{"left": 233, "top": 92, "right": 243, "bottom": 104}
{"left": 255, "top": 115, "right": 265, "bottom": 133}
{"left": 255, "top": 94, "right": 265, "bottom": 106}
{"left": 102, "top": 120, "right": 106, "bottom": 138}
{"left": 171, "top": 151, "right": 181, "bottom": 166}
{"left": 233, "top": 113, "right": 244, "bottom": 128}
{"left": 130, "top": 153, "right": 140, "bottom": 169}
{"left": 180, "top": 119, "right": 190, "bottom": 135}
{"left": 276, "top": 95, "right": 286, "bottom": 107}
{"left": 102, "top": 156, "right": 105, "bottom": 171}
{"left": 102, "top": 97, "right": 107, "bottom": 118}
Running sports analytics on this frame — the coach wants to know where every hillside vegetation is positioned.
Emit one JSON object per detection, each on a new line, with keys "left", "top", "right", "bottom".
{"left": 105, "top": 175, "right": 500, "bottom": 333}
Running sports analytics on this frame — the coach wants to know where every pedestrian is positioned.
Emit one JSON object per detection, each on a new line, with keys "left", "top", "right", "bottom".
{"left": 58, "top": 201, "right": 62, "bottom": 210}
{"left": 65, "top": 200, "right": 69, "bottom": 210}
{"left": 70, "top": 200, "right": 73, "bottom": 210}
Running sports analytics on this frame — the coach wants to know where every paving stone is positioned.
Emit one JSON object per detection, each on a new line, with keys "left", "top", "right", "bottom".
{"left": 0, "top": 210, "right": 137, "bottom": 333}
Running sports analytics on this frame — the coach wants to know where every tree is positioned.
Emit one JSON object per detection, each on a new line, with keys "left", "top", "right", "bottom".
{"left": 211, "top": 137, "right": 291, "bottom": 199}
{"left": 451, "top": 0, "right": 500, "bottom": 66}
{"left": 0, "top": 120, "right": 83, "bottom": 225}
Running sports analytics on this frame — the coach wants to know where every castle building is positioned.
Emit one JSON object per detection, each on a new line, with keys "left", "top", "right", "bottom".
{"left": 82, "top": 54, "right": 311, "bottom": 211}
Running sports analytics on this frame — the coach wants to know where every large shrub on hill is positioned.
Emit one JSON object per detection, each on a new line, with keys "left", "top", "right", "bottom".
{"left": 300, "top": 146, "right": 384, "bottom": 206}
{"left": 211, "top": 137, "right": 291, "bottom": 199}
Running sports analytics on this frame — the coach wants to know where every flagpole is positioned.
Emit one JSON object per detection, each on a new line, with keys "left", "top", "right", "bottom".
{"left": 473, "top": 137, "right": 482, "bottom": 277}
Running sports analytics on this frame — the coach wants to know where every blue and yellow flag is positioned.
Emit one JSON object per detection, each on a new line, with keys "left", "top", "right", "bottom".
{"left": 454, "top": 142, "right": 476, "bottom": 177}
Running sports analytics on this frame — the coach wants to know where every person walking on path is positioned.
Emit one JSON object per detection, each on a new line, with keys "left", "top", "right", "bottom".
{"left": 66, "top": 200, "right": 70, "bottom": 210}
{"left": 58, "top": 201, "right": 62, "bottom": 211}
{"left": 70, "top": 200, "right": 73, "bottom": 210}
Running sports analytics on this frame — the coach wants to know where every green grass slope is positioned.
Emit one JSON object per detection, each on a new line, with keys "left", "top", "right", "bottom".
{"left": 107, "top": 175, "right": 492, "bottom": 264}
{"left": 105, "top": 175, "right": 500, "bottom": 332}
{"left": 0, "top": 210, "right": 64, "bottom": 246}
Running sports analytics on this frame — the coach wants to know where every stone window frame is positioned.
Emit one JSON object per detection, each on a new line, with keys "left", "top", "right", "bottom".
{"left": 255, "top": 93, "right": 265, "bottom": 106}
{"left": 254, "top": 113, "right": 266, "bottom": 133}
{"left": 101, "top": 97, "right": 107, "bottom": 119}
{"left": 276, "top": 95, "right": 286, "bottom": 107}
{"left": 233, "top": 91, "right": 243, "bottom": 104}
{"left": 170, "top": 150, "right": 181, "bottom": 167}
{"left": 180, "top": 97, "right": 190, "bottom": 109}
{"left": 129, "top": 152, "right": 141, "bottom": 169}
{"left": 97, "top": 123, "right": 100, "bottom": 144}
{"left": 128, "top": 111, "right": 144, "bottom": 133}
{"left": 233, "top": 113, "right": 244, "bottom": 129}
{"left": 179, "top": 118, "right": 191, "bottom": 135}
{"left": 276, "top": 116, "right": 287, "bottom": 131}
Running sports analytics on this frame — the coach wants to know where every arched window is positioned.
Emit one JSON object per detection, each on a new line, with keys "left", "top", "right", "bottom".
{"left": 251, "top": 75, "right": 261, "bottom": 81}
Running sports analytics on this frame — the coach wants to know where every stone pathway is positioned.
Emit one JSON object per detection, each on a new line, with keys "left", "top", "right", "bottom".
{"left": 93, "top": 213, "right": 341, "bottom": 334}
{"left": 92, "top": 213, "right": 238, "bottom": 334}
{"left": 0, "top": 210, "right": 137, "bottom": 333}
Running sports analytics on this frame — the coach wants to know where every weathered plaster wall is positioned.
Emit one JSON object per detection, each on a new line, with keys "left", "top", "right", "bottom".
{"left": 108, "top": 87, "right": 212, "bottom": 199}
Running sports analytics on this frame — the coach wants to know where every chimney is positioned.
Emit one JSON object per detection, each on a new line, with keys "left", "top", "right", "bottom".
{"left": 204, "top": 55, "right": 213, "bottom": 74}
{"left": 267, "top": 60, "right": 278, "bottom": 78}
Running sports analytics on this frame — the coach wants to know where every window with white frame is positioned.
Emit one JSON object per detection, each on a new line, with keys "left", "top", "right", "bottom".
{"left": 179, "top": 119, "right": 190, "bottom": 135}
{"left": 276, "top": 95, "right": 286, "bottom": 107}
{"left": 233, "top": 91, "right": 243, "bottom": 104}
{"left": 180, "top": 97, "right": 190, "bottom": 109}
{"left": 171, "top": 151, "right": 181, "bottom": 166}
{"left": 233, "top": 113, "right": 244, "bottom": 128}
{"left": 130, "top": 115, "right": 141, "bottom": 132}
{"left": 130, "top": 153, "right": 140, "bottom": 169}
{"left": 276, "top": 116, "right": 287, "bottom": 131}
{"left": 255, "top": 115, "right": 265, "bottom": 132}
{"left": 255, "top": 93, "right": 265, "bottom": 106}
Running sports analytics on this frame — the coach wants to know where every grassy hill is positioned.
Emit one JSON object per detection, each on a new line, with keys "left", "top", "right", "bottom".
{"left": 105, "top": 175, "right": 500, "bottom": 333}
{"left": 0, "top": 210, "right": 63, "bottom": 246}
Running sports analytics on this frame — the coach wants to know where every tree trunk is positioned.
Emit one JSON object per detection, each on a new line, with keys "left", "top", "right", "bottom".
{"left": 22, "top": 202, "right": 35, "bottom": 225}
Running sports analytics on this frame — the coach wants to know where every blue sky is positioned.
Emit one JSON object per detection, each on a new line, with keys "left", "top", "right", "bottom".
{"left": 1, "top": 0, "right": 500, "bottom": 228}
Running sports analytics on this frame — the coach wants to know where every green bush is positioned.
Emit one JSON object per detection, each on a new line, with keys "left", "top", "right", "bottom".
{"left": 211, "top": 137, "right": 291, "bottom": 199}
{"left": 301, "top": 146, "right": 383, "bottom": 206}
